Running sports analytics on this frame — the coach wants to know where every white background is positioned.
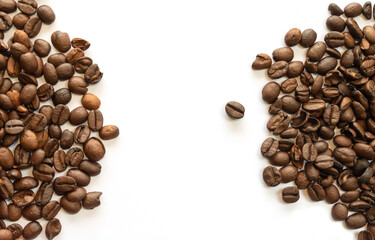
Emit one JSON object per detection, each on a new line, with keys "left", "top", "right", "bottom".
{"left": 10, "top": 0, "right": 371, "bottom": 239}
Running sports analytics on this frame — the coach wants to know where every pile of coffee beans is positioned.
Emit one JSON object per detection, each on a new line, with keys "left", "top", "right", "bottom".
{"left": 253, "top": 2, "right": 375, "bottom": 240}
{"left": 0, "top": 1, "right": 120, "bottom": 239}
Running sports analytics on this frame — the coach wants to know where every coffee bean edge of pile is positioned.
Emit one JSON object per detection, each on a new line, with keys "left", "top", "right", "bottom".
{"left": 0, "top": 0, "right": 120, "bottom": 240}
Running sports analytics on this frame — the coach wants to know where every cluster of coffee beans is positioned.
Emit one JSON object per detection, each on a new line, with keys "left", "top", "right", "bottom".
{"left": 253, "top": 2, "right": 375, "bottom": 240}
{"left": 0, "top": 1, "right": 120, "bottom": 240}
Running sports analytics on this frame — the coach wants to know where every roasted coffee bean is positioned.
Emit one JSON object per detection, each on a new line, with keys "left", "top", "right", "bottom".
{"left": 82, "top": 192, "right": 102, "bottom": 209}
{"left": 69, "top": 106, "right": 88, "bottom": 125}
{"left": 37, "top": 83, "right": 54, "bottom": 101}
{"left": 325, "top": 185, "right": 340, "bottom": 204}
{"left": 4, "top": 119, "right": 23, "bottom": 134}
{"left": 280, "top": 127, "right": 298, "bottom": 139}
{"left": 82, "top": 93, "right": 101, "bottom": 111}
{"left": 0, "top": 229, "right": 13, "bottom": 240}
{"left": 66, "top": 48, "right": 84, "bottom": 64}
{"left": 347, "top": 18, "right": 363, "bottom": 40}
{"left": 36, "top": 5, "right": 55, "bottom": 24}
{"left": 358, "top": 230, "right": 373, "bottom": 240}
{"left": 56, "top": 63, "right": 74, "bottom": 80}
{"left": 23, "top": 221, "right": 42, "bottom": 239}
{"left": 346, "top": 213, "right": 367, "bottom": 229}
{"left": 78, "top": 160, "right": 101, "bottom": 176}
{"left": 269, "top": 151, "right": 290, "bottom": 166}
{"left": 332, "top": 203, "right": 348, "bottom": 221}
{"left": 66, "top": 147, "right": 84, "bottom": 167}
{"left": 225, "top": 101, "right": 244, "bottom": 119}
{"left": 74, "top": 56, "right": 92, "bottom": 74}
{"left": 329, "top": 3, "right": 343, "bottom": 15}
{"left": 267, "top": 61, "right": 288, "bottom": 79}
{"left": 99, "top": 125, "right": 119, "bottom": 140}
{"left": 302, "top": 143, "right": 317, "bottom": 162}
{"left": 267, "top": 112, "right": 290, "bottom": 134}
{"left": 324, "top": 32, "right": 345, "bottom": 48}
{"left": 45, "top": 218, "right": 61, "bottom": 240}
{"left": 308, "top": 182, "right": 326, "bottom": 201}
{"left": 66, "top": 187, "right": 86, "bottom": 202}
{"left": 20, "top": 129, "right": 37, "bottom": 151}
{"left": 68, "top": 76, "right": 88, "bottom": 94}
{"left": 7, "top": 223, "right": 23, "bottom": 239}
{"left": 53, "top": 176, "right": 76, "bottom": 195}
{"left": 52, "top": 88, "right": 71, "bottom": 105}
{"left": 71, "top": 38, "right": 90, "bottom": 51}
{"left": 41, "top": 201, "right": 60, "bottom": 220}
{"left": 363, "top": 2, "right": 372, "bottom": 19}
{"left": 326, "top": 16, "right": 345, "bottom": 32}
{"left": 24, "top": 16, "right": 41, "bottom": 38}
{"left": 43, "top": 63, "right": 58, "bottom": 85}
{"left": 284, "top": 28, "right": 301, "bottom": 46}
{"left": 307, "top": 41, "right": 326, "bottom": 62}
{"left": 282, "top": 186, "right": 299, "bottom": 203}
{"left": 34, "top": 39, "right": 50, "bottom": 57}
{"left": 0, "top": 0, "right": 16, "bottom": 13}
{"left": 315, "top": 155, "right": 334, "bottom": 169}
{"left": 300, "top": 29, "right": 317, "bottom": 48}
{"left": 22, "top": 204, "right": 41, "bottom": 221}
{"left": 74, "top": 125, "right": 91, "bottom": 144}
{"left": 281, "top": 78, "right": 297, "bottom": 93}
{"left": 251, "top": 53, "right": 271, "bottom": 70}
{"left": 32, "top": 163, "right": 54, "bottom": 182}
{"left": 60, "top": 196, "right": 81, "bottom": 214}
{"left": 43, "top": 138, "right": 58, "bottom": 157}
{"left": 279, "top": 165, "right": 298, "bottom": 183}
{"left": 52, "top": 150, "right": 66, "bottom": 172}
{"left": 60, "top": 129, "right": 73, "bottom": 149}
{"left": 333, "top": 147, "right": 356, "bottom": 166}
{"left": 51, "top": 31, "right": 70, "bottom": 53}
{"left": 262, "top": 166, "right": 281, "bottom": 187}
{"left": 88, "top": 109, "right": 103, "bottom": 131}
{"left": 8, "top": 203, "right": 21, "bottom": 221}
{"left": 344, "top": 2, "right": 362, "bottom": 17}
{"left": 35, "top": 182, "right": 53, "bottom": 206}
{"left": 11, "top": 189, "right": 34, "bottom": 207}
{"left": 13, "top": 12, "right": 28, "bottom": 29}
{"left": 67, "top": 169, "right": 90, "bottom": 187}
{"left": 14, "top": 176, "right": 38, "bottom": 190}
{"left": 51, "top": 104, "right": 69, "bottom": 125}
{"left": 268, "top": 98, "right": 282, "bottom": 115}
{"left": 349, "top": 200, "right": 371, "bottom": 212}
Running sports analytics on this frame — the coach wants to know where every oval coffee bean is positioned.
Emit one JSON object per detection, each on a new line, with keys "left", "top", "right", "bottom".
{"left": 346, "top": 213, "right": 367, "bottom": 229}
{"left": 251, "top": 53, "right": 271, "bottom": 70}
{"left": 284, "top": 28, "right": 301, "bottom": 46}
{"left": 51, "top": 31, "right": 70, "bottom": 53}
{"left": 332, "top": 203, "right": 348, "bottom": 221}
{"left": 225, "top": 101, "right": 244, "bottom": 119}
{"left": 99, "top": 125, "right": 119, "bottom": 140}
{"left": 45, "top": 218, "right": 61, "bottom": 240}
{"left": 36, "top": 5, "right": 55, "bottom": 24}
{"left": 262, "top": 82, "right": 280, "bottom": 103}
{"left": 23, "top": 221, "right": 42, "bottom": 239}
{"left": 282, "top": 186, "right": 299, "bottom": 203}
{"left": 267, "top": 61, "right": 288, "bottom": 79}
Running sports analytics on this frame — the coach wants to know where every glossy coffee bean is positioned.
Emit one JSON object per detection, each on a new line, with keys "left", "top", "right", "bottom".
{"left": 225, "top": 101, "right": 244, "bottom": 119}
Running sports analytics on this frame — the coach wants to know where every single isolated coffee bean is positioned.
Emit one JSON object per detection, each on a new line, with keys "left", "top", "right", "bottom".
{"left": 225, "top": 101, "right": 244, "bottom": 119}
{"left": 282, "top": 186, "right": 299, "bottom": 203}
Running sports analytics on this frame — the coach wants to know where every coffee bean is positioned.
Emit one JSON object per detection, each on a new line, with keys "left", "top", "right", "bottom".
{"left": 266, "top": 112, "right": 290, "bottom": 134}
{"left": 307, "top": 41, "right": 326, "bottom": 62}
{"left": 82, "top": 191, "right": 102, "bottom": 209}
{"left": 36, "top": 5, "right": 55, "bottom": 24}
{"left": 53, "top": 176, "right": 76, "bottom": 195}
{"left": 99, "top": 125, "right": 119, "bottom": 140}
{"left": 0, "top": 229, "right": 13, "bottom": 240}
{"left": 272, "top": 47, "right": 294, "bottom": 62}
{"left": 24, "top": 16, "right": 41, "bottom": 38}
{"left": 35, "top": 182, "right": 53, "bottom": 206}
{"left": 349, "top": 200, "right": 371, "bottom": 212}
{"left": 11, "top": 189, "right": 35, "bottom": 207}
{"left": 347, "top": 18, "right": 363, "bottom": 40}
{"left": 74, "top": 125, "right": 91, "bottom": 144}
{"left": 34, "top": 39, "right": 51, "bottom": 57}
{"left": 51, "top": 104, "right": 70, "bottom": 125}
{"left": 307, "top": 182, "right": 326, "bottom": 201}
{"left": 284, "top": 28, "right": 301, "bottom": 46}
{"left": 4, "top": 119, "right": 23, "bottom": 134}
{"left": 23, "top": 221, "right": 42, "bottom": 239}
{"left": 286, "top": 61, "right": 304, "bottom": 78}
{"left": 7, "top": 223, "right": 22, "bottom": 239}
{"left": 332, "top": 203, "right": 348, "bottom": 220}
{"left": 225, "top": 101, "right": 244, "bottom": 119}
{"left": 252, "top": 53, "right": 271, "bottom": 70}
{"left": 32, "top": 163, "right": 54, "bottom": 182}
{"left": 280, "top": 78, "right": 297, "bottom": 93}
{"left": 317, "top": 57, "right": 337, "bottom": 74}
{"left": 358, "top": 230, "right": 373, "bottom": 240}
{"left": 344, "top": 2, "right": 362, "bottom": 17}
{"left": 43, "top": 138, "right": 59, "bottom": 158}
{"left": 60, "top": 196, "right": 81, "bottom": 214}
{"left": 71, "top": 38, "right": 90, "bottom": 51}
{"left": 45, "top": 218, "right": 61, "bottom": 240}
{"left": 13, "top": 176, "right": 38, "bottom": 190}
{"left": 51, "top": 31, "right": 71, "bottom": 53}
{"left": 282, "top": 186, "right": 299, "bottom": 203}
{"left": 300, "top": 29, "right": 317, "bottom": 48}
{"left": 60, "top": 129, "right": 73, "bottom": 149}
{"left": 84, "top": 63, "right": 103, "bottom": 84}
{"left": 66, "top": 48, "right": 84, "bottom": 64}
{"left": 84, "top": 137, "right": 105, "bottom": 161}
{"left": 262, "top": 82, "right": 280, "bottom": 103}
{"left": 37, "top": 83, "right": 54, "bottom": 101}
{"left": 74, "top": 57, "right": 92, "bottom": 73}
{"left": 7, "top": 203, "right": 21, "bottom": 221}
{"left": 302, "top": 98, "right": 325, "bottom": 112}
{"left": 346, "top": 213, "right": 367, "bottom": 229}
{"left": 324, "top": 185, "right": 340, "bottom": 204}
{"left": 47, "top": 53, "right": 66, "bottom": 67}
{"left": 262, "top": 166, "right": 281, "bottom": 187}
{"left": 0, "top": 0, "right": 16, "bottom": 13}
{"left": 20, "top": 129, "right": 37, "bottom": 151}
{"left": 66, "top": 187, "right": 87, "bottom": 202}
{"left": 326, "top": 16, "right": 345, "bottom": 32}
{"left": 329, "top": 3, "right": 343, "bottom": 15}
{"left": 79, "top": 160, "right": 101, "bottom": 176}
{"left": 56, "top": 63, "right": 74, "bottom": 80}
{"left": 281, "top": 95, "right": 300, "bottom": 114}
{"left": 22, "top": 204, "right": 41, "bottom": 221}
{"left": 52, "top": 88, "right": 71, "bottom": 105}
{"left": 41, "top": 201, "right": 60, "bottom": 220}
{"left": 279, "top": 165, "right": 298, "bottom": 183}
{"left": 13, "top": 13, "right": 29, "bottom": 29}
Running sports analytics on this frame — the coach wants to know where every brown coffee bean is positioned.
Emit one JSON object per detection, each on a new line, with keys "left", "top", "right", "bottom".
{"left": 60, "top": 196, "right": 81, "bottom": 214}
{"left": 24, "top": 16, "right": 41, "bottom": 38}
{"left": 20, "top": 130, "right": 37, "bottom": 151}
{"left": 23, "top": 221, "right": 42, "bottom": 239}
{"left": 84, "top": 63, "right": 103, "bottom": 84}
{"left": 346, "top": 213, "right": 367, "bottom": 229}
{"left": 66, "top": 48, "right": 84, "bottom": 64}
{"left": 8, "top": 203, "right": 21, "bottom": 221}
{"left": 282, "top": 186, "right": 299, "bottom": 203}
{"left": 56, "top": 63, "right": 74, "bottom": 80}
{"left": 13, "top": 13, "right": 29, "bottom": 29}
{"left": 60, "top": 129, "right": 74, "bottom": 149}
{"left": 45, "top": 218, "right": 61, "bottom": 240}
{"left": 74, "top": 125, "right": 91, "bottom": 144}
{"left": 74, "top": 57, "right": 92, "bottom": 73}
{"left": 84, "top": 137, "right": 105, "bottom": 161}
{"left": 71, "top": 38, "right": 90, "bottom": 51}
{"left": 284, "top": 28, "right": 301, "bottom": 46}
{"left": 35, "top": 182, "right": 53, "bottom": 206}
{"left": 225, "top": 101, "right": 244, "bottom": 119}
{"left": 332, "top": 203, "right": 348, "bottom": 220}
{"left": 51, "top": 31, "right": 71, "bottom": 53}
{"left": 34, "top": 39, "right": 51, "bottom": 57}
{"left": 7, "top": 223, "right": 22, "bottom": 239}
{"left": 347, "top": 18, "right": 363, "bottom": 40}
{"left": 99, "top": 125, "right": 119, "bottom": 140}
{"left": 358, "top": 230, "right": 373, "bottom": 240}
{"left": 11, "top": 189, "right": 35, "bottom": 207}
{"left": 251, "top": 53, "right": 271, "bottom": 70}
{"left": 307, "top": 41, "right": 326, "bottom": 62}
{"left": 78, "top": 160, "right": 101, "bottom": 176}
{"left": 262, "top": 166, "right": 281, "bottom": 187}
{"left": 82, "top": 192, "right": 102, "bottom": 209}
{"left": 326, "top": 16, "right": 346, "bottom": 32}
{"left": 36, "top": 5, "right": 55, "bottom": 24}
{"left": 0, "top": 229, "right": 13, "bottom": 240}
{"left": 262, "top": 82, "right": 280, "bottom": 103}
{"left": 300, "top": 29, "right": 317, "bottom": 48}
{"left": 41, "top": 201, "right": 60, "bottom": 220}
{"left": 22, "top": 204, "right": 41, "bottom": 221}
{"left": 307, "top": 182, "right": 326, "bottom": 201}
{"left": 13, "top": 176, "right": 38, "bottom": 190}
{"left": 66, "top": 187, "right": 87, "bottom": 202}
{"left": 344, "top": 2, "right": 362, "bottom": 17}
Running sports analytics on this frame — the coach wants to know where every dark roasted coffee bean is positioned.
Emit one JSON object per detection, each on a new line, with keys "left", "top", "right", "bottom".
{"left": 286, "top": 61, "right": 304, "bottom": 78}
{"left": 36, "top": 5, "right": 55, "bottom": 24}
{"left": 332, "top": 203, "right": 348, "bottom": 220}
{"left": 300, "top": 29, "right": 317, "bottom": 48}
{"left": 51, "top": 104, "right": 69, "bottom": 125}
{"left": 67, "top": 168, "right": 90, "bottom": 187}
{"left": 37, "top": 83, "right": 54, "bottom": 101}
{"left": 43, "top": 138, "right": 58, "bottom": 157}
{"left": 282, "top": 186, "right": 299, "bottom": 203}
{"left": 60, "top": 196, "right": 81, "bottom": 214}
{"left": 279, "top": 165, "right": 297, "bottom": 183}
{"left": 307, "top": 41, "right": 326, "bottom": 62}
{"left": 43, "top": 63, "right": 58, "bottom": 85}
{"left": 56, "top": 63, "right": 74, "bottom": 80}
{"left": 269, "top": 151, "right": 290, "bottom": 166}
{"left": 346, "top": 213, "right": 367, "bottom": 229}
{"left": 318, "top": 57, "right": 337, "bottom": 74}
{"left": 68, "top": 76, "right": 88, "bottom": 94}
{"left": 14, "top": 176, "right": 38, "bottom": 190}
{"left": 251, "top": 53, "right": 271, "bottom": 70}
{"left": 280, "top": 78, "right": 297, "bottom": 93}
{"left": 32, "top": 163, "right": 54, "bottom": 182}
{"left": 329, "top": 3, "right": 343, "bottom": 15}
{"left": 267, "top": 112, "right": 290, "bottom": 134}
{"left": 22, "top": 204, "right": 41, "bottom": 221}
{"left": 45, "top": 218, "right": 61, "bottom": 240}
{"left": 349, "top": 200, "right": 371, "bottom": 212}
{"left": 66, "top": 187, "right": 87, "bottom": 202}
{"left": 324, "top": 31, "right": 344, "bottom": 48}
{"left": 52, "top": 150, "right": 66, "bottom": 172}
{"left": 53, "top": 176, "right": 76, "bottom": 195}
{"left": 262, "top": 82, "right": 280, "bottom": 104}
{"left": 52, "top": 88, "right": 71, "bottom": 105}
{"left": 41, "top": 201, "right": 60, "bottom": 220}
{"left": 225, "top": 101, "right": 244, "bottom": 119}
{"left": 34, "top": 39, "right": 51, "bottom": 57}
{"left": 8, "top": 203, "right": 21, "bottom": 221}
{"left": 7, "top": 223, "right": 23, "bottom": 239}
